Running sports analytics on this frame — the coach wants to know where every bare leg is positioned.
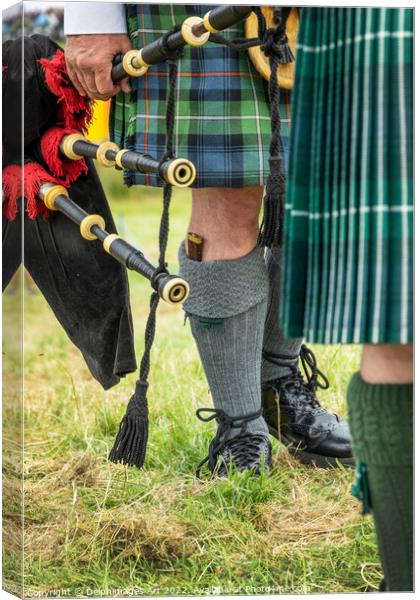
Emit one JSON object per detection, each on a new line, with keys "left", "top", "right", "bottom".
{"left": 361, "top": 344, "right": 413, "bottom": 384}
{"left": 188, "top": 186, "right": 262, "bottom": 260}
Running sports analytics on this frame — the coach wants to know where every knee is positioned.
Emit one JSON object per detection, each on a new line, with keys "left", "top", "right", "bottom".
{"left": 192, "top": 187, "right": 262, "bottom": 231}
{"left": 189, "top": 187, "right": 263, "bottom": 260}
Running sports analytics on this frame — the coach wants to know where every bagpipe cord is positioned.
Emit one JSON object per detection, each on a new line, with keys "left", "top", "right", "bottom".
{"left": 108, "top": 34, "right": 182, "bottom": 469}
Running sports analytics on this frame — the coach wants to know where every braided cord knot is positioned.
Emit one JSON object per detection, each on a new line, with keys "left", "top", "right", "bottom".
{"left": 161, "top": 25, "right": 184, "bottom": 62}
{"left": 126, "top": 381, "right": 149, "bottom": 418}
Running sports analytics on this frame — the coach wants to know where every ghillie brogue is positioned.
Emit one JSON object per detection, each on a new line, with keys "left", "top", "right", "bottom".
{"left": 262, "top": 345, "right": 354, "bottom": 468}
{"left": 195, "top": 408, "right": 272, "bottom": 479}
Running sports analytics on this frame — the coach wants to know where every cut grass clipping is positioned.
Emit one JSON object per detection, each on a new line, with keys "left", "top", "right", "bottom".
{"left": 3, "top": 168, "right": 381, "bottom": 596}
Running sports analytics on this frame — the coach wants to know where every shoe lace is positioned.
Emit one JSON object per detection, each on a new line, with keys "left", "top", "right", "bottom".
{"left": 222, "top": 433, "right": 268, "bottom": 470}
{"left": 195, "top": 407, "right": 262, "bottom": 479}
{"left": 263, "top": 344, "right": 330, "bottom": 409}
{"left": 299, "top": 344, "right": 330, "bottom": 392}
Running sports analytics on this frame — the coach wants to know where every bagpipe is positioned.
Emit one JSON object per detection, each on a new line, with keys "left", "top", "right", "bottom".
{"left": 37, "top": 181, "right": 188, "bottom": 304}
{"left": 110, "top": 6, "right": 255, "bottom": 81}
{"left": 2, "top": 5, "right": 298, "bottom": 471}
{"left": 110, "top": 5, "right": 299, "bottom": 89}
{"left": 59, "top": 133, "right": 196, "bottom": 188}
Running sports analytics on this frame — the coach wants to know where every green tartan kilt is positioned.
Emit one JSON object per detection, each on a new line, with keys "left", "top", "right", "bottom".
{"left": 110, "top": 4, "right": 292, "bottom": 188}
{"left": 281, "top": 7, "right": 413, "bottom": 344}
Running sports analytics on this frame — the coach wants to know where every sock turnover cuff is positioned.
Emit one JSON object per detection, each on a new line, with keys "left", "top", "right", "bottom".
{"left": 178, "top": 242, "right": 269, "bottom": 318}
{"left": 347, "top": 372, "right": 413, "bottom": 466}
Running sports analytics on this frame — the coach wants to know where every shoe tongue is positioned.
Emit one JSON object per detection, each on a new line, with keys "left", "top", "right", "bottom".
{"left": 282, "top": 365, "right": 305, "bottom": 387}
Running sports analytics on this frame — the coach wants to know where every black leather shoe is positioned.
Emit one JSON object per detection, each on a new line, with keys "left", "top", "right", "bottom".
{"left": 195, "top": 408, "right": 272, "bottom": 479}
{"left": 262, "top": 345, "right": 354, "bottom": 468}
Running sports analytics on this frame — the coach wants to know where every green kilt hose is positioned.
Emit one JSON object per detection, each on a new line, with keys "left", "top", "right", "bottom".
{"left": 110, "top": 4, "right": 292, "bottom": 188}
{"left": 281, "top": 8, "right": 413, "bottom": 345}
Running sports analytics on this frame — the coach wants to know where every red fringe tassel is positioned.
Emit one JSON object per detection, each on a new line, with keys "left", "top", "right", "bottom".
{"left": 40, "top": 127, "right": 88, "bottom": 185}
{"left": 23, "top": 163, "right": 62, "bottom": 220}
{"left": 2, "top": 163, "right": 65, "bottom": 220}
{"left": 2, "top": 164, "right": 22, "bottom": 220}
{"left": 38, "top": 50, "right": 93, "bottom": 132}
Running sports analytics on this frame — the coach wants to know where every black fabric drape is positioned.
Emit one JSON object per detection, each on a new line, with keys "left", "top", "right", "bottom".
{"left": 2, "top": 35, "right": 137, "bottom": 389}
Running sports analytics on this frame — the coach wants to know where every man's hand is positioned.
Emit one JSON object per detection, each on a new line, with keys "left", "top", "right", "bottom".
{"left": 65, "top": 34, "right": 132, "bottom": 100}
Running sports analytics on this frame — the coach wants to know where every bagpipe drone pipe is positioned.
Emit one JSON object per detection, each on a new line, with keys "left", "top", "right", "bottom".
{"left": 110, "top": 5, "right": 254, "bottom": 82}
{"left": 56, "top": 131, "right": 196, "bottom": 189}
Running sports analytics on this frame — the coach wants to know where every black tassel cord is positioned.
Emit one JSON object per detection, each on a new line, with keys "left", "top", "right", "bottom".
{"left": 109, "top": 10, "right": 295, "bottom": 468}
{"left": 257, "top": 7, "right": 294, "bottom": 248}
{"left": 109, "top": 32, "right": 182, "bottom": 469}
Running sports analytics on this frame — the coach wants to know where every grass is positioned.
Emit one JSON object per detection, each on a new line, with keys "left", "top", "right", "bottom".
{"left": 2, "top": 168, "right": 382, "bottom": 597}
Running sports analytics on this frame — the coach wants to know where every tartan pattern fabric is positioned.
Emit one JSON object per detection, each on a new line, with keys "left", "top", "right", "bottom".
{"left": 110, "top": 4, "right": 292, "bottom": 188}
{"left": 281, "top": 8, "right": 413, "bottom": 344}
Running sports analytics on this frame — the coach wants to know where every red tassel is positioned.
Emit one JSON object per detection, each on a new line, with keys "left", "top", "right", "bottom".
{"left": 3, "top": 162, "right": 70, "bottom": 220}
{"left": 40, "top": 127, "right": 88, "bottom": 185}
{"left": 2, "top": 164, "right": 22, "bottom": 220}
{"left": 38, "top": 50, "right": 93, "bottom": 132}
{"left": 23, "top": 163, "right": 62, "bottom": 220}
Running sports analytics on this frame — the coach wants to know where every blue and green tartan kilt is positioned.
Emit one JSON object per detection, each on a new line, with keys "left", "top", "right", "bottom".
{"left": 281, "top": 8, "right": 413, "bottom": 345}
{"left": 110, "top": 4, "right": 292, "bottom": 188}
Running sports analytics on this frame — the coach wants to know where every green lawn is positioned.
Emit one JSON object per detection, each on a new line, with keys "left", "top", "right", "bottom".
{"left": 3, "top": 168, "right": 382, "bottom": 597}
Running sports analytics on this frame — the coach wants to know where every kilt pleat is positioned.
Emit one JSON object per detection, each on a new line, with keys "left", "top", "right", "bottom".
{"left": 281, "top": 8, "right": 413, "bottom": 344}
{"left": 110, "top": 4, "right": 291, "bottom": 188}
